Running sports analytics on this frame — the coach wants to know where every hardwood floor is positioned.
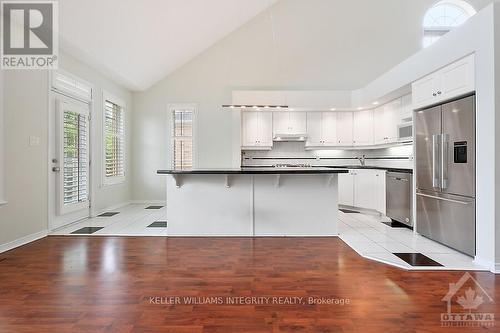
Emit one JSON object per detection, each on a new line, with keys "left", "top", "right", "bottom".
{"left": 0, "top": 236, "right": 498, "bottom": 332}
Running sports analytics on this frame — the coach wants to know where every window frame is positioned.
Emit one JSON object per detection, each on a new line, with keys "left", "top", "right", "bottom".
{"left": 102, "top": 91, "right": 126, "bottom": 186}
{"left": 422, "top": 0, "right": 477, "bottom": 48}
{"left": 168, "top": 103, "right": 198, "bottom": 171}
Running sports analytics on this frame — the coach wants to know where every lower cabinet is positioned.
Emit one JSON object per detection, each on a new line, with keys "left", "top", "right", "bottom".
{"left": 338, "top": 169, "right": 386, "bottom": 214}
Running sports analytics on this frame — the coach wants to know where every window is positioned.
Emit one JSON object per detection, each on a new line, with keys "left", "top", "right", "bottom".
{"left": 170, "top": 104, "right": 196, "bottom": 170}
{"left": 61, "top": 104, "right": 89, "bottom": 207}
{"left": 103, "top": 93, "right": 125, "bottom": 185}
{"left": 423, "top": 0, "right": 476, "bottom": 48}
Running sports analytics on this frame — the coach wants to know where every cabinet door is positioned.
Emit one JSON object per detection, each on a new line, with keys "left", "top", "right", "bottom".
{"left": 289, "top": 112, "right": 307, "bottom": 134}
{"left": 242, "top": 112, "right": 260, "bottom": 146}
{"left": 321, "top": 112, "right": 337, "bottom": 145}
{"left": 412, "top": 74, "right": 440, "bottom": 110}
{"left": 338, "top": 172, "right": 354, "bottom": 206}
{"left": 353, "top": 110, "right": 373, "bottom": 146}
{"left": 259, "top": 112, "right": 273, "bottom": 146}
{"left": 373, "top": 107, "right": 386, "bottom": 144}
{"left": 353, "top": 170, "right": 376, "bottom": 210}
{"left": 375, "top": 170, "right": 386, "bottom": 214}
{"left": 385, "top": 99, "right": 401, "bottom": 143}
{"left": 439, "top": 54, "right": 475, "bottom": 103}
{"left": 401, "top": 94, "right": 413, "bottom": 121}
{"left": 306, "top": 112, "right": 322, "bottom": 146}
{"left": 273, "top": 112, "right": 289, "bottom": 135}
{"left": 336, "top": 112, "right": 353, "bottom": 146}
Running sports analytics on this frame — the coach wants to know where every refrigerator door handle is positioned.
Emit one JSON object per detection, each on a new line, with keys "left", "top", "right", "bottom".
{"left": 432, "top": 134, "right": 440, "bottom": 189}
{"left": 416, "top": 193, "right": 471, "bottom": 205}
{"left": 441, "top": 134, "right": 449, "bottom": 189}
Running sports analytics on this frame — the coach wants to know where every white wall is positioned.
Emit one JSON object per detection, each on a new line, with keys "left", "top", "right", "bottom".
{"left": 0, "top": 69, "right": 4, "bottom": 204}
{"left": 494, "top": 2, "right": 500, "bottom": 271}
{"left": 0, "top": 70, "right": 50, "bottom": 247}
{"left": 58, "top": 52, "right": 133, "bottom": 213}
{"left": 0, "top": 52, "right": 132, "bottom": 250}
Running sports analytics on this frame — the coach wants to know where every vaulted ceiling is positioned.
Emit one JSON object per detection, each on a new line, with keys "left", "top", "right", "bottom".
{"left": 59, "top": 0, "right": 278, "bottom": 91}
{"left": 59, "top": 0, "right": 493, "bottom": 92}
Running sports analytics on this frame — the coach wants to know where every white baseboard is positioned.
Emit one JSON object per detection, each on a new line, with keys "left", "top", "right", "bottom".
{"left": 0, "top": 229, "right": 48, "bottom": 254}
{"left": 473, "top": 256, "right": 497, "bottom": 273}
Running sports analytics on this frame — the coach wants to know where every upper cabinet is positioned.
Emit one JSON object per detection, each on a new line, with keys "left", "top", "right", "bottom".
{"left": 336, "top": 112, "right": 353, "bottom": 146}
{"left": 273, "top": 112, "right": 307, "bottom": 136}
{"left": 241, "top": 111, "right": 273, "bottom": 150}
{"left": 306, "top": 112, "right": 337, "bottom": 147}
{"left": 373, "top": 99, "right": 400, "bottom": 145}
{"left": 400, "top": 94, "right": 413, "bottom": 121}
{"left": 353, "top": 110, "right": 373, "bottom": 146}
{"left": 412, "top": 54, "right": 475, "bottom": 110}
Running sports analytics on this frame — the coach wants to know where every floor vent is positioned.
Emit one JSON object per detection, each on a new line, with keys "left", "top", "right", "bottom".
{"left": 148, "top": 221, "right": 168, "bottom": 228}
{"left": 145, "top": 206, "right": 164, "bottom": 210}
{"left": 98, "top": 212, "right": 119, "bottom": 217}
{"left": 393, "top": 253, "right": 443, "bottom": 267}
{"left": 71, "top": 227, "right": 104, "bottom": 235}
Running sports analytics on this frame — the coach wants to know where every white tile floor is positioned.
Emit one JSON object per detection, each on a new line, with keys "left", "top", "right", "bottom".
{"left": 51, "top": 204, "right": 487, "bottom": 271}
{"left": 338, "top": 210, "right": 487, "bottom": 271}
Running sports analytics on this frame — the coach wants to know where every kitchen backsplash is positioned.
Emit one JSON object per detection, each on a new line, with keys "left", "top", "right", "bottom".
{"left": 242, "top": 142, "right": 414, "bottom": 169}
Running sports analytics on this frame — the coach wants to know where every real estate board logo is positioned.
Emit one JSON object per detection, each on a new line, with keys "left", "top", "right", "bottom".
{"left": 1, "top": 0, "right": 58, "bottom": 69}
{"left": 441, "top": 272, "right": 495, "bottom": 328}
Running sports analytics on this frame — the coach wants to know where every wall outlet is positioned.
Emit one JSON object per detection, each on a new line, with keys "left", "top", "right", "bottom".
{"left": 29, "top": 136, "right": 40, "bottom": 146}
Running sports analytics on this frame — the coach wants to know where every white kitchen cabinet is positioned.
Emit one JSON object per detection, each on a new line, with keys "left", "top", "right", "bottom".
{"left": 338, "top": 171, "right": 354, "bottom": 206}
{"left": 306, "top": 112, "right": 337, "bottom": 147}
{"left": 241, "top": 111, "right": 272, "bottom": 149}
{"left": 400, "top": 94, "right": 413, "bottom": 121}
{"left": 412, "top": 54, "right": 475, "bottom": 110}
{"left": 338, "top": 169, "right": 387, "bottom": 214}
{"left": 353, "top": 169, "right": 376, "bottom": 209}
{"left": 353, "top": 110, "right": 373, "bottom": 146}
{"left": 273, "top": 112, "right": 307, "bottom": 136}
{"left": 374, "top": 170, "right": 386, "bottom": 214}
{"left": 336, "top": 112, "right": 353, "bottom": 146}
{"left": 373, "top": 99, "right": 400, "bottom": 145}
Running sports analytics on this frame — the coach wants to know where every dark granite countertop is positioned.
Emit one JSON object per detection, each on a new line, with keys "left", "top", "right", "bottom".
{"left": 157, "top": 168, "right": 349, "bottom": 175}
{"left": 324, "top": 166, "right": 413, "bottom": 174}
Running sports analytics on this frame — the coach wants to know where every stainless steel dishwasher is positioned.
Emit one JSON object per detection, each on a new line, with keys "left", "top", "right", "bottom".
{"left": 386, "top": 171, "right": 413, "bottom": 227}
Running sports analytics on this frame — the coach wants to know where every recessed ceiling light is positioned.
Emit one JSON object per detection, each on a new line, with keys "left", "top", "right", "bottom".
{"left": 264, "top": 106, "right": 269, "bottom": 109}
{"left": 289, "top": 108, "right": 295, "bottom": 111}
{"left": 372, "top": 101, "right": 379, "bottom": 105}
{"left": 330, "top": 108, "right": 336, "bottom": 111}
{"left": 357, "top": 107, "right": 363, "bottom": 110}
{"left": 229, "top": 105, "right": 235, "bottom": 109}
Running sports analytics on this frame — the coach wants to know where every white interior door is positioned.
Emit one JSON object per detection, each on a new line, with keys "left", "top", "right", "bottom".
{"left": 49, "top": 94, "right": 91, "bottom": 231}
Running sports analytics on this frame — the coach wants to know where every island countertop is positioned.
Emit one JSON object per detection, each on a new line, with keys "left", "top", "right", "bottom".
{"left": 157, "top": 168, "right": 349, "bottom": 175}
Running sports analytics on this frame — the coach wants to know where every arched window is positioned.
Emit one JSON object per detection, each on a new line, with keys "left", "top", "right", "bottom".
{"left": 423, "top": 0, "right": 477, "bottom": 48}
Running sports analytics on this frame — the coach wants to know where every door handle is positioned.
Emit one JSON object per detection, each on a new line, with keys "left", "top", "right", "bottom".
{"left": 416, "top": 193, "right": 471, "bottom": 205}
{"left": 432, "top": 134, "right": 440, "bottom": 189}
{"left": 441, "top": 134, "right": 449, "bottom": 189}
{"left": 52, "top": 167, "right": 61, "bottom": 172}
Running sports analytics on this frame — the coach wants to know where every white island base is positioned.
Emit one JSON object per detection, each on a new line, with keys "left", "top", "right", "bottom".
{"left": 162, "top": 171, "right": 341, "bottom": 236}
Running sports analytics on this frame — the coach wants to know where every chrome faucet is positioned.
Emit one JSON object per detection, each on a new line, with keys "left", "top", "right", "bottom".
{"left": 356, "top": 155, "right": 366, "bottom": 166}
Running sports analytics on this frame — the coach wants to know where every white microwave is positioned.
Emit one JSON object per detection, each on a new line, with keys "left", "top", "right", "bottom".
{"left": 397, "top": 122, "right": 413, "bottom": 142}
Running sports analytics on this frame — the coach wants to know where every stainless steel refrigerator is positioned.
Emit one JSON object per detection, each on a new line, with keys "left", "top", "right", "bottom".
{"left": 415, "top": 94, "right": 476, "bottom": 256}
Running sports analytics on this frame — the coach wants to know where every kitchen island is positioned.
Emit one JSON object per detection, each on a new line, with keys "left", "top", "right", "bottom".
{"left": 157, "top": 168, "right": 348, "bottom": 236}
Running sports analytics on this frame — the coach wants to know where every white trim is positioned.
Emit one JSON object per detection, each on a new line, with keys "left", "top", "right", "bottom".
{"left": 48, "top": 71, "right": 94, "bottom": 232}
{"left": 0, "top": 230, "right": 48, "bottom": 254}
{"left": 102, "top": 91, "right": 127, "bottom": 186}
{"left": 167, "top": 103, "right": 198, "bottom": 170}
{"left": 473, "top": 256, "right": 498, "bottom": 274}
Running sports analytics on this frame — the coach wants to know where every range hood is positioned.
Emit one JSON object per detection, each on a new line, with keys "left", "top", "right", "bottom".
{"left": 273, "top": 134, "right": 308, "bottom": 142}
